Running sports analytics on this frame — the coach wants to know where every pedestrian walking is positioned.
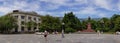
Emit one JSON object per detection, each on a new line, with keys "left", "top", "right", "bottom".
{"left": 44, "top": 30, "right": 48, "bottom": 41}
{"left": 97, "top": 30, "right": 100, "bottom": 36}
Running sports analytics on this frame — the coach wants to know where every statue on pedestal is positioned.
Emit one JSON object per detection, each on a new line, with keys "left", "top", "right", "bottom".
{"left": 82, "top": 17, "right": 95, "bottom": 32}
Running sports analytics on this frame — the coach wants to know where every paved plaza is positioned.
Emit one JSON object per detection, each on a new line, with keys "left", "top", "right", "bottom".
{"left": 0, "top": 34, "right": 120, "bottom": 43}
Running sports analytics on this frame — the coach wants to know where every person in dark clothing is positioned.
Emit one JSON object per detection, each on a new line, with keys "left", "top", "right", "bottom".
{"left": 44, "top": 30, "right": 48, "bottom": 41}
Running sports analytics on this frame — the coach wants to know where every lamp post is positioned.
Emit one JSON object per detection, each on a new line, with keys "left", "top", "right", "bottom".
{"left": 101, "top": 20, "right": 104, "bottom": 33}
{"left": 62, "top": 23, "right": 65, "bottom": 38}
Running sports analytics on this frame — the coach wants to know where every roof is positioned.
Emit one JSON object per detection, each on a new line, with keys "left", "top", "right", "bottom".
{"left": 7, "top": 10, "right": 41, "bottom": 17}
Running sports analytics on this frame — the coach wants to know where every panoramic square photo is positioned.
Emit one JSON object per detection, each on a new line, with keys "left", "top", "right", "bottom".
{"left": 0, "top": 0, "right": 120, "bottom": 43}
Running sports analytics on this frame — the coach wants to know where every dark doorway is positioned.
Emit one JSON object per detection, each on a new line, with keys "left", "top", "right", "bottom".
{"left": 21, "top": 27, "right": 24, "bottom": 32}
{"left": 28, "top": 27, "right": 31, "bottom": 31}
{"left": 34, "top": 27, "right": 36, "bottom": 31}
{"left": 15, "top": 27, "right": 18, "bottom": 32}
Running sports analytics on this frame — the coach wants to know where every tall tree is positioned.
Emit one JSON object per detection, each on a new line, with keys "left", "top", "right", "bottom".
{"left": 114, "top": 17, "right": 120, "bottom": 31}
{"left": 111, "top": 14, "right": 120, "bottom": 21}
{"left": 100, "top": 17, "right": 110, "bottom": 32}
{"left": 0, "top": 15, "right": 17, "bottom": 33}
{"left": 110, "top": 14, "right": 120, "bottom": 32}
{"left": 62, "top": 12, "right": 81, "bottom": 32}
{"left": 39, "top": 15, "right": 61, "bottom": 32}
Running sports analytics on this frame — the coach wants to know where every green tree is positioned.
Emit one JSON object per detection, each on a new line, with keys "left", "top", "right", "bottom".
{"left": 81, "top": 20, "right": 87, "bottom": 30}
{"left": 39, "top": 15, "right": 61, "bottom": 32}
{"left": 110, "top": 14, "right": 120, "bottom": 32}
{"left": 111, "top": 14, "right": 120, "bottom": 21}
{"left": 65, "top": 27, "right": 76, "bottom": 33}
{"left": 114, "top": 17, "right": 120, "bottom": 31}
{"left": 25, "top": 21, "right": 37, "bottom": 32}
{"left": 87, "top": 17, "right": 98, "bottom": 30}
{"left": 0, "top": 15, "right": 17, "bottom": 33}
{"left": 26, "top": 21, "right": 37, "bottom": 28}
{"left": 62, "top": 12, "right": 81, "bottom": 32}
{"left": 95, "top": 17, "right": 110, "bottom": 32}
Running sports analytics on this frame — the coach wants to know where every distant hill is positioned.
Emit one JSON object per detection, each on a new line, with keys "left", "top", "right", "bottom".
{"left": 79, "top": 18, "right": 101, "bottom": 21}
{"left": 58, "top": 17, "right": 101, "bottom": 21}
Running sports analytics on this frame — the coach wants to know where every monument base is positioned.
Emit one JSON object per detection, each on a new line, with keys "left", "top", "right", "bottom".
{"left": 81, "top": 23, "right": 95, "bottom": 33}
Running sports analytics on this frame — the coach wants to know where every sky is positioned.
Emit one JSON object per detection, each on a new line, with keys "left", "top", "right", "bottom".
{"left": 0, "top": 0, "right": 120, "bottom": 18}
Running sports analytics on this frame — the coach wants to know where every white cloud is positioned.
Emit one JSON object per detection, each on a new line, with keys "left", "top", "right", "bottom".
{"left": 0, "top": 7, "right": 12, "bottom": 13}
{"left": 37, "top": 11, "right": 52, "bottom": 15}
{"left": 73, "top": 7, "right": 98, "bottom": 16}
{"left": 73, "top": 7, "right": 109, "bottom": 17}
{"left": 79, "top": 7, "right": 97, "bottom": 15}
{"left": 38, "top": 11, "right": 65, "bottom": 17}
{"left": 39, "top": 0, "right": 68, "bottom": 5}
{"left": 0, "top": 0, "right": 119, "bottom": 18}
{"left": 38, "top": 0, "right": 88, "bottom": 10}
{"left": 98, "top": 13, "right": 107, "bottom": 17}
{"left": 0, "top": 0, "right": 7, "bottom": 1}
{"left": 0, "top": 0, "right": 40, "bottom": 15}
{"left": 39, "top": 0, "right": 118, "bottom": 12}
{"left": 74, "top": 0, "right": 88, "bottom": 4}
{"left": 38, "top": 0, "right": 69, "bottom": 10}
{"left": 117, "top": 0, "right": 120, "bottom": 11}
{"left": 93, "top": 0, "right": 115, "bottom": 11}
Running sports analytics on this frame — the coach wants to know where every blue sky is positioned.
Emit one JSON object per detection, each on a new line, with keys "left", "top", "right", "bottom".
{"left": 0, "top": 0, "right": 120, "bottom": 18}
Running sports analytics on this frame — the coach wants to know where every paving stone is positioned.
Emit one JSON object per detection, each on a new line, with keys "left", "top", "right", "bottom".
{"left": 0, "top": 34, "right": 119, "bottom": 43}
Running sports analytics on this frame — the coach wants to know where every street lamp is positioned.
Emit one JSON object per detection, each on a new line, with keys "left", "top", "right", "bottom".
{"left": 101, "top": 20, "right": 104, "bottom": 33}
{"left": 62, "top": 23, "right": 65, "bottom": 38}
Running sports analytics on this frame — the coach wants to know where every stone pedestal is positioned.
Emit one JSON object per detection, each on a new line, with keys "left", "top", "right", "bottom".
{"left": 82, "top": 23, "right": 95, "bottom": 32}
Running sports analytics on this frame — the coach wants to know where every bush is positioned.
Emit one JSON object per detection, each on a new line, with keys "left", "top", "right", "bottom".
{"left": 65, "top": 28, "right": 76, "bottom": 33}
{"left": 95, "top": 28, "right": 102, "bottom": 31}
{"left": 39, "top": 28, "right": 45, "bottom": 32}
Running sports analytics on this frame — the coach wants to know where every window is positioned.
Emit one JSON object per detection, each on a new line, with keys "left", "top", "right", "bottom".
{"left": 38, "top": 23, "right": 40, "bottom": 25}
{"left": 21, "top": 16, "right": 25, "bottom": 19}
{"left": 34, "top": 18, "right": 36, "bottom": 21}
{"left": 21, "top": 21, "right": 25, "bottom": 25}
{"left": 28, "top": 17, "right": 31, "bottom": 20}
{"left": 38, "top": 18, "right": 40, "bottom": 21}
{"left": 14, "top": 16, "right": 18, "bottom": 18}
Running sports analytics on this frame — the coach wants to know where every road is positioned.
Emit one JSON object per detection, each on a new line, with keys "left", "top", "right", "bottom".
{"left": 0, "top": 34, "right": 119, "bottom": 43}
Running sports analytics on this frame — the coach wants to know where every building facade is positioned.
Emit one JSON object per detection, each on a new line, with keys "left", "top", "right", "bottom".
{"left": 7, "top": 10, "right": 41, "bottom": 32}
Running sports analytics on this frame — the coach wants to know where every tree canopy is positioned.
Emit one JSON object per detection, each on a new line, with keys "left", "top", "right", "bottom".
{"left": 39, "top": 15, "right": 61, "bottom": 32}
{"left": 1, "top": 12, "right": 120, "bottom": 33}
{"left": 39, "top": 12, "right": 120, "bottom": 33}
{"left": 62, "top": 12, "right": 81, "bottom": 33}
{"left": 0, "top": 15, "right": 17, "bottom": 33}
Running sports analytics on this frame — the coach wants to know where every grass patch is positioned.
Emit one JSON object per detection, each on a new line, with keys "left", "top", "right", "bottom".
{"left": 103, "top": 32, "right": 115, "bottom": 34}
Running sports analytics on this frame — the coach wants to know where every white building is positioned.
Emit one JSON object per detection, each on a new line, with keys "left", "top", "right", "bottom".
{"left": 7, "top": 10, "right": 41, "bottom": 33}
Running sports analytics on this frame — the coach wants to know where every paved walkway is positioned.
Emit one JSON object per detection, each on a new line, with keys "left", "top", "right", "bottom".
{"left": 0, "top": 34, "right": 119, "bottom": 43}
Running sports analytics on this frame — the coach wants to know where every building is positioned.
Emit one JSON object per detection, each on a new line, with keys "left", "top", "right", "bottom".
{"left": 7, "top": 10, "right": 41, "bottom": 33}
